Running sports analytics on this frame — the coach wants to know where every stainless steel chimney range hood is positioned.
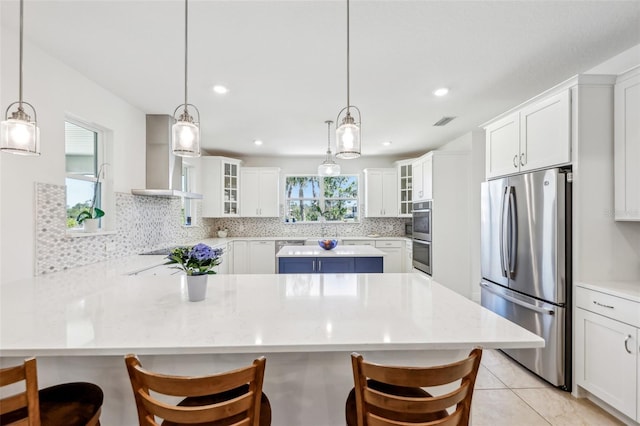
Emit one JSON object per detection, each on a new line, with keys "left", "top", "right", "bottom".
{"left": 131, "top": 114, "right": 203, "bottom": 199}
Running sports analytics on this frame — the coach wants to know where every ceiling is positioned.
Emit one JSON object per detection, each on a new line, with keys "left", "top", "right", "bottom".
{"left": 1, "top": 0, "right": 640, "bottom": 159}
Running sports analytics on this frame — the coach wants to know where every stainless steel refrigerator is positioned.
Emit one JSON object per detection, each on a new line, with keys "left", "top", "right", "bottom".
{"left": 480, "top": 167, "right": 571, "bottom": 389}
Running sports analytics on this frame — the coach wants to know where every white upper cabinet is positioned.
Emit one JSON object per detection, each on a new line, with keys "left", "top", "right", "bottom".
{"left": 395, "top": 160, "right": 413, "bottom": 217}
{"left": 364, "top": 168, "right": 398, "bottom": 217}
{"left": 485, "top": 90, "right": 571, "bottom": 179}
{"left": 614, "top": 66, "right": 640, "bottom": 221}
{"left": 411, "top": 153, "right": 433, "bottom": 201}
{"left": 240, "top": 167, "right": 280, "bottom": 217}
{"left": 201, "top": 156, "right": 242, "bottom": 217}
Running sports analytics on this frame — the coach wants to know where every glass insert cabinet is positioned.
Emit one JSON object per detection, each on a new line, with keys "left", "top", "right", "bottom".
{"left": 397, "top": 160, "right": 413, "bottom": 217}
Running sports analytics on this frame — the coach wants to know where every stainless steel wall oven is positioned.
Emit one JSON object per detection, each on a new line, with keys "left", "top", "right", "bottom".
{"left": 412, "top": 201, "right": 432, "bottom": 275}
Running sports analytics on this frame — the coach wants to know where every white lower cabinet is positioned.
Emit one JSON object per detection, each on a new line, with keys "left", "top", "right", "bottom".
{"left": 374, "top": 240, "right": 403, "bottom": 273}
{"left": 575, "top": 285, "right": 639, "bottom": 422}
{"left": 216, "top": 243, "right": 229, "bottom": 275}
{"left": 404, "top": 240, "right": 412, "bottom": 272}
{"left": 232, "top": 240, "right": 275, "bottom": 274}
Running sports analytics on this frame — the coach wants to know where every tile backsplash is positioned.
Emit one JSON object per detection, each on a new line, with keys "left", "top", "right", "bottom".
{"left": 35, "top": 183, "right": 408, "bottom": 274}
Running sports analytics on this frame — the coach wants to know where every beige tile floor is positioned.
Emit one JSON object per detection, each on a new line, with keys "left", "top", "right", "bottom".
{"left": 472, "top": 349, "right": 624, "bottom": 425}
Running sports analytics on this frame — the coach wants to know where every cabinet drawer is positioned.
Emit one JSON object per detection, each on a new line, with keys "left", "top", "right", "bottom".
{"left": 375, "top": 240, "right": 403, "bottom": 248}
{"left": 342, "top": 240, "right": 375, "bottom": 246}
{"left": 576, "top": 286, "right": 640, "bottom": 327}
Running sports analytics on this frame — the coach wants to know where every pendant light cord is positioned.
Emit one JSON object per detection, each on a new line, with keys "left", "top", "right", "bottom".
{"left": 326, "top": 120, "right": 332, "bottom": 152}
{"left": 346, "top": 0, "right": 350, "bottom": 115}
{"left": 18, "top": 0, "right": 24, "bottom": 109}
{"left": 183, "top": 0, "right": 189, "bottom": 114}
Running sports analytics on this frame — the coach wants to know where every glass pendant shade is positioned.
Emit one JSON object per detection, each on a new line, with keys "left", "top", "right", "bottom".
{"left": 1, "top": 112, "right": 40, "bottom": 156}
{"left": 318, "top": 161, "right": 341, "bottom": 176}
{"left": 171, "top": 115, "right": 200, "bottom": 157}
{"left": 335, "top": 112, "right": 361, "bottom": 159}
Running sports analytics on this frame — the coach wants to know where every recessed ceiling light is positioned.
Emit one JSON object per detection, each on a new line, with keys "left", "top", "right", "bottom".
{"left": 433, "top": 87, "right": 449, "bottom": 97}
{"left": 382, "top": 141, "right": 392, "bottom": 146}
{"left": 253, "top": 139, "right": 263, "bottom": 146}
{"left": 212, "top": 85, "right": 229, "bottom": 94}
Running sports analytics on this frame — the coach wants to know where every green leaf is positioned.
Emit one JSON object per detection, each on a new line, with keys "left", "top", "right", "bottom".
{"left": 94, "top": 208, "right": 105, "bottom": 219}
{"left": 76, "top": 211, "right": 92, "bottom": 224}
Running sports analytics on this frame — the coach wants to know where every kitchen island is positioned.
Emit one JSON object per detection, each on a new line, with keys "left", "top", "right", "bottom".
{"left": 0, "top": 264, "right": 543, "bottom": 425}
{"left": 277, "top": 244, "right": 385, "bottom": 273}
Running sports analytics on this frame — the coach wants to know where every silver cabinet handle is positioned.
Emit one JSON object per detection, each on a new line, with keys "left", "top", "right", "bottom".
{"left": 312, "top": 260, "right": 316, "bottom": 272}
{"left": 513, "top": 155, "right": 518, "bottom": 168}
{"left": 318, "top": 260, "right": 322, "bottom": 271}
{"left": 624, "top": 335, "right": 632, "bottom": 354}
{"left": 593, "top": 300, "right": 614, "bottom": 309}
{"left": 520, "top": 153, "right": 526, "bottom": 166}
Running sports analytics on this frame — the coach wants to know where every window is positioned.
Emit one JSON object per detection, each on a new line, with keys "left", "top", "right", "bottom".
{"left": 65, "top": 121, "right": 103, "bottom": 229}
{"left": 285, "top": 175, "right": 359, "bottom": 222}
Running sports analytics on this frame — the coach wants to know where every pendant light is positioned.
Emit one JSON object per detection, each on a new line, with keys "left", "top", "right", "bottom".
{"left": 318, "top": 120, "right": 341, "bottom": 177}
{"left": 1, "top": 0, "right": 40, "bottom": 156}
{"left": 335, "top": 0, "right": 361, "bottom": 160}
{"left": 172, "top": 0, "right": 201, "bottom": 157}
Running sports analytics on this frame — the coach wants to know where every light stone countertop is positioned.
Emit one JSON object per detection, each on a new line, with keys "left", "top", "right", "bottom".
{"left": 276, "top": 245, "right": 386, "bottom": 257}
{"left": 0, "top": 269, "right": 543, "bottom": 357}
{"left": 576, "top": 281, "right": 640, "bottom": 303}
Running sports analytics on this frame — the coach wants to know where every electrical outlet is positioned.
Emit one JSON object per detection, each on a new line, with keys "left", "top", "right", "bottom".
{"left": 105, "top": 242, "right": 116, "bottom": 253}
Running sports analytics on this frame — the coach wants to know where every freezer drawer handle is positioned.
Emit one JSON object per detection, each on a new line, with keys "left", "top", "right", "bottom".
{"left": 593, "top": 300, "right": 614, "bottom": 309}
{"left": 624, "top": 335, "right": 632, "bottom": 354}
{"left": 480, "top": 282, "right": 555, "bottom": 315}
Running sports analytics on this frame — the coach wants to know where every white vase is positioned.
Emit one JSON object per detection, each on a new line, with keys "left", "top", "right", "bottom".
{"left": 83, "top": 218, "right": 99, "bottom": 233}
{"left": 186, "top": 274, "right": 208, "bottom": 302}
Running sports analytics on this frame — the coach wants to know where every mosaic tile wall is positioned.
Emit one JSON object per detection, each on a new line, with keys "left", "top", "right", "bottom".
{"left": 35, "top": 183, "right": 210, "bottom": 275}
{"left": 35, "top": 182, "right": 409, "bottom": 274}
{"left": 210, "top": 217, "right": 409, "bottom": 239}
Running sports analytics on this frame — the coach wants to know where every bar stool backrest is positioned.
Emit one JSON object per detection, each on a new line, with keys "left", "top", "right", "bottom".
{"left": 350, "top": 348, "right": 483, "bottom": 426}
{"left": 0, "top": 357, "right": 40, "bottom": 426}
{"left": 125, "top": 355, "right": 267, "bottom": 426}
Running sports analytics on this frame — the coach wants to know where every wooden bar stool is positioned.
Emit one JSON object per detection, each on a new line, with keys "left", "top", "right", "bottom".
{"left": 0, "top": 357, "right": 103, "bottom": 426}
{"left": 345, "top": 348, "right": 483, "bottom": 426}
{"left": 125, "top": 354, "right": 271, "bottom": 426}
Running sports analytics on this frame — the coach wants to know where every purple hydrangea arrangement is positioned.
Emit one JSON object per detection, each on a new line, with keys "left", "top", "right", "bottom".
{"left": 165, "top": 243, "right": 223, "bottom": 276}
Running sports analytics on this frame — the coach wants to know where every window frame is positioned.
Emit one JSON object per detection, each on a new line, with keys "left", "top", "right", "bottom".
{"left": 64, "top": 118, "right": 110, "bottom": 232}
{"left": 284, "top": 174, "right": 359, "bottom": 223}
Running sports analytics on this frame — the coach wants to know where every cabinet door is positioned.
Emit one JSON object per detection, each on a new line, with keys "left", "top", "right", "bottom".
{"left": 615, "top": 70, "right": 640, "bottom": 221}
{"left": 364, "top": 169, "right": 384, "bottom": 217}
{"left": 520, "top": 90, "right": 571, "bottom": 172}
{"left": 233, "top": 241, "right": 248, "bottom": 274}
{"left": 258, "top": 168, "right": 280, "bottom": 217}
{"left": 398, "top": 163, "right": 413, "bottom": 217}
{"left": 575, "top": 308, "right": 637, "bottom": 419}
{"left": 382, "top": 169, "right": 398, "bottom": 217}
{"left": 240, "top": 169, "right": 260, "bottom": 217}
{"left": 354, "top": 257, "right": 383, "bottom": 273}
{"left": 248, "top": 241, "right": 275, "bottom": 273}
{"left": 485, "top": 113, "right": 520, "bottom": 179}
{"left": 223, "top": 161, "right": 240, "bottom": 216}
{"left": 412, "top": 159, "right": 424, "bottom": 201}
{"left": 318, "top": 257, "right": 354, "bottom": 273}
{"left": 278, "top": 257, "right": 315, "bottom": 274}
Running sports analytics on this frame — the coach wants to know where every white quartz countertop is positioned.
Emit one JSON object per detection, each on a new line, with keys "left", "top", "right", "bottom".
{"left": 0, "top": 270, "right": 543, "bottom": 357}
{"left": 576, "top": 281, "right": 640, "bottom": 303}
{"left": 276, "top": 245, "right": 386, "bottom": 258}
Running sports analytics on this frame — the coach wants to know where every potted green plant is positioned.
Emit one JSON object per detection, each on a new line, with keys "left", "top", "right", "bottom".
{"left": 76, "top": 164, "right": 106, "bottom": 232}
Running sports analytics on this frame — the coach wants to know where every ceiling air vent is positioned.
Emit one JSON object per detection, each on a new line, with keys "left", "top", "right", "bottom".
{"left": 433, "top": 116, "right": 456, "bottom": 127}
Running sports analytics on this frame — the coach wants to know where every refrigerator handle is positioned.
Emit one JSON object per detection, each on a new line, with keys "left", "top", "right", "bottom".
{"left": 480, "top": 282, "right": 555, "bottom": 315}
{"left": 508, "top": 186, "right": 517, "bottom": 279}
{"left": 500, "top": 186, "right": 509, "bottom": 278}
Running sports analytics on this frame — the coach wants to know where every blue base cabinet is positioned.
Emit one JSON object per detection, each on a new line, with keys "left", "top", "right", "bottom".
{"left": 278, "top": 257, "right": 383, "bottom": 274}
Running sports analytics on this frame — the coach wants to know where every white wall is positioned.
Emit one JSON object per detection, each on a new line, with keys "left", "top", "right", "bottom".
{"left": 0, "top": 27, "right": 146, "bottom": 283}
